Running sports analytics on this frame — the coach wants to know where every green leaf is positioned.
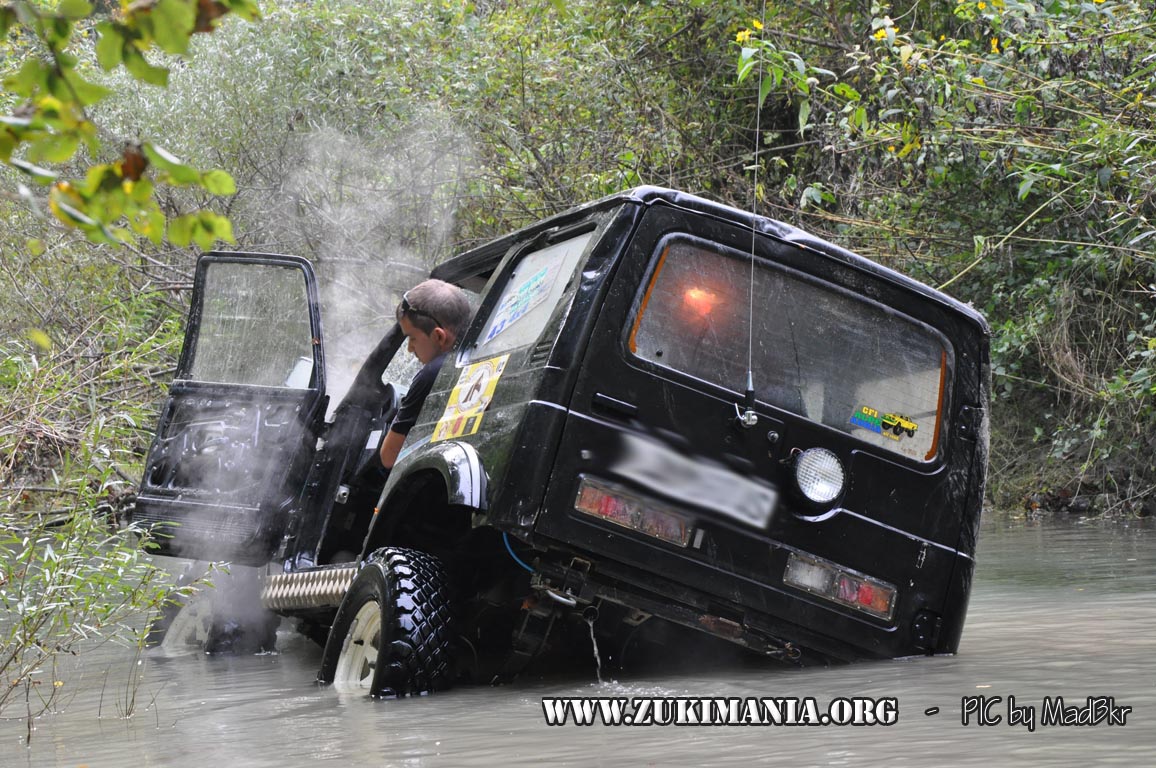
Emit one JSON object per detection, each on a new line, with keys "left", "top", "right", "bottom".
{"left": 26, "top": 238, "right": 45, "bottom": 257}
{"left": 28, "top": 134, "right": 80, "bottom": 164}
{"left": 737, "top": 47, "right": 757, "bottom": 82}
{"left": 758, "top": 76, "right": 773, "bottom": 109}
{"left": 10, "top": 158, "right": 59, "bottom": 183}
{"left": 193, "top": 220, "right": 218, "bottom": 250}
{"left": 202, "top": 211, "right": 235, "bottom": 242}
{"left": 145, "top": 143, "right": 183, "bottom": 167}
{"left": 140, "top": 207, "right": 166, "bottom": 245}
{"left": 0, "top": 6, "right": 15, "bottom": 38}
{"left": 123, "top": 49, "right": 169, "bottom": 87}
{"left": 1017, "top": 177, "right": 1034, "bottom": 200}
{"left": 5, "top": 59, "right": 49, "bottom": 98}
{"left": 219, "top": 0, "right": 262, "bottom": 22}
{"left": 201, "top": 169, "right": 237, "bottom": 195}
{"left": 44, "top": 16, "right": 74, "bottom": 52}
{"left": 53, "top": 199, "right": 97, "bottom": 226}
{"left": 797, "top": 100, "right": 811, "bottom": 134}
{"left": 0, "top": 131, "right": 16, "bottom": 163}
{"left": 143, "top": 143, "right": 201, "bottom": 184}
{"left": 151, "top": 0, "right": 196, "bottom": 55}
{"left": 168, "top": 214, "right": 196, "bottom": 246}
{"left": 83, "top": 164, "right": 122, "bottom": 195}
{"left": 62, "top": 70, "right": 112, "bottom": 107}
{"left": 96, "top": 23, "right": 125, "bottom": 71}
{"left": 58, "top": 0, "right": 93, "bottom": 19}
{"left": 129, "top": 178, "right": 155, "bottom": 203}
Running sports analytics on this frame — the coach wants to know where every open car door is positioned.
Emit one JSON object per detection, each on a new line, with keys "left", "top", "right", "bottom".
{"left": 135, "top": 253, "right": 326, "bottom": 567}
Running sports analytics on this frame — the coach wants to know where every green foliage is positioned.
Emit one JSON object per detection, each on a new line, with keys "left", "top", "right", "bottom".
{"left": 0, "top": 444, "right": 184, "bottom": 719}
{"left": 0, "top": 223, "right": 187, "bottom": 719}
{"left": 5, "top": 5, "right": 1156, "bottom": 716}
{"left": 0, "top": 0, "right": 258, "bottom": 244}
{"left": 735, "top": 0, "right": 1156, "bottom": 506}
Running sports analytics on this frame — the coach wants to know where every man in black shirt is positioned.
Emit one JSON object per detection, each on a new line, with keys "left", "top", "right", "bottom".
{"left": 378, "top": 279, "right": 472, "bottom": 469}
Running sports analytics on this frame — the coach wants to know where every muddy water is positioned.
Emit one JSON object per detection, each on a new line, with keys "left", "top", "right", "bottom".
{"left": 6, "top": 517, "right": 1156, "bottom": 767}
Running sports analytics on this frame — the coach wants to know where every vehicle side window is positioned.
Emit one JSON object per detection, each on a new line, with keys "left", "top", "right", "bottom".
{"left": 469, "top": 232, "right": 594, "bottom": 360}
{"left": 189, "top": 262, "right": 315, "bottom": 388}
{"left": 628, "top": 236, "right": 952, "bottom": 462}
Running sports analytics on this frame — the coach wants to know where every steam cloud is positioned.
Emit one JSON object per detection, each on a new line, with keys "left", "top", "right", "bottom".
{"left": 244, "top": 115, "right": 478, "bottom": 412}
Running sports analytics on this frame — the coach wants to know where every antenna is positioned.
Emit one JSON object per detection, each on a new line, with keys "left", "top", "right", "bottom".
{"left": 737, "top": 1, "right": 768, "bottom": 430}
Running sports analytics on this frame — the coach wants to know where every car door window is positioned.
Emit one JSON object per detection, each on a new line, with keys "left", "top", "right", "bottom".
{"left": 469, "top": 232, "right": 594, "bottom": 360}
{"left": 189, "top": 261, "right": 316, "bottom": 388}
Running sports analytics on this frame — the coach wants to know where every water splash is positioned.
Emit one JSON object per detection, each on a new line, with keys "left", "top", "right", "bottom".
{"left": 586, "top": 615, "right": 603, "bottom": 685}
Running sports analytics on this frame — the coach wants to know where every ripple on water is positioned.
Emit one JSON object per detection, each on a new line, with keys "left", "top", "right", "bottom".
{"left": 6, "top": 520, "right": 1156, "bottom": 766}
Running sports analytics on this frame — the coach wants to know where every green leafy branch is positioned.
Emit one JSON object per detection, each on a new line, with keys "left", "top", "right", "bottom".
{"left": 1, "top": 0, "right": 257, "bottom": 245}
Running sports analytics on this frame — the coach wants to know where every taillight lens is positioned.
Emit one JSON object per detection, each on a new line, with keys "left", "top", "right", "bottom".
{"left": 574, "top": 476, "right": 693, "bottom": 547}
{"left": 783, "top": 551, "right": 896, "bottom": 620}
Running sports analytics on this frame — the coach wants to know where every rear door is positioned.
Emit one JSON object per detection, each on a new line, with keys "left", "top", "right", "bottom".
{"left": 537, "top": 203, "right": 966, "bottom": 651}
{"left": 135, "top": 253, "right": 326, "bottom": 566}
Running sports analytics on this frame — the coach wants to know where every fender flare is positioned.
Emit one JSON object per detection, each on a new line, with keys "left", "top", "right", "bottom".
{"left": 362, "top": 440, "right": 488, "bottom": 558}
{"left": 394, "top": 439, "right": 488, "bottom": 510}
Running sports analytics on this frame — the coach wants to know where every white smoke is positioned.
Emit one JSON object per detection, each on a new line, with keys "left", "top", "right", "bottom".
{"left": 254, "top": 115, "right": 478, "bottom": 413}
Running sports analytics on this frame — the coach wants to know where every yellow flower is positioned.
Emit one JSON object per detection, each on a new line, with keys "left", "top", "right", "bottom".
{"left": 977, "top": 1, "right": 986, "bottom": 8}
{"left": 990, "top": 37, "right": 1000, "bottom": 53}
{"left": 736, "top": 29, "right": 752, "bottom": 43}
{"left": 752, "top": 19, "right": 763, "bottom": 31}
{"left": 887, "top": 145, "right": 897, "bottom": 153}
{"left": 873, "top": 28, "right": 888, "bottom": 40}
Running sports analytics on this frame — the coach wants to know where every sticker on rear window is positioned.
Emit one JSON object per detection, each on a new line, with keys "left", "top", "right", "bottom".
{"left": 481, "top": 266, "right": 552, "bottom": 345}
{"left": 850, "top": 406, "right": 918, "bottom": 441}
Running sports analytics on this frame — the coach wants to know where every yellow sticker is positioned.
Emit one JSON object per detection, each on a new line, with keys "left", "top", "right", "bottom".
{"left": 431, "top": 354, "right": 510, "bottom": 442}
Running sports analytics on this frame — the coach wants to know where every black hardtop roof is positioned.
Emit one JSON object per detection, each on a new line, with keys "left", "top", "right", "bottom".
{"left": 432, "top": 186, "right": 989, "bottom": 335}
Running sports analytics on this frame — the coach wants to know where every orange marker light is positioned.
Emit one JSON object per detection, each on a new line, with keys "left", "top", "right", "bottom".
{"left": 683, "top": 287, "right": 719, "bottom": 316}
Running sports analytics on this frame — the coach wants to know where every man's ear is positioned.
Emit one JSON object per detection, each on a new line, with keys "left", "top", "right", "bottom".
{"left": 432, "top": 327, "right": 449, "bottom": 348}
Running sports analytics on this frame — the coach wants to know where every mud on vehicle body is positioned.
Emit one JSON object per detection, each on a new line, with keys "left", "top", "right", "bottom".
{"left": 135, "top": 187, "right": 990, "bottom": 696}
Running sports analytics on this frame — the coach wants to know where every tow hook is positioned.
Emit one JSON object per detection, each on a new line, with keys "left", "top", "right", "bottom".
{"left": 543, "top": 588, "right": 578, "bottom": 608}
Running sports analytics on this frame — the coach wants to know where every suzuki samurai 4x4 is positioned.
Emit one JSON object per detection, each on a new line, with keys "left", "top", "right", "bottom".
{"left": 135, "top": 187, "right": 989, "bottom": 696}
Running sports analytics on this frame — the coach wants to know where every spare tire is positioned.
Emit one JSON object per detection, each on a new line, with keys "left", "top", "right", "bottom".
{"left": 317, "top": 547, "right": 455, "bottom": 697}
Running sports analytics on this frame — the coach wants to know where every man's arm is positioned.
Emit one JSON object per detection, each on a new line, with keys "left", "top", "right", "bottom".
{"left": 379, "top": 428, "right": 406, "bottom": 469}
{"left": 378, "top": 353, "right": 447, "bottom": 470}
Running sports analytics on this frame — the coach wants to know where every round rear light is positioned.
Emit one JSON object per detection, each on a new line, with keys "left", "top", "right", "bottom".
{"left": 794, "top": 448, "right": 845, "bottom": 505}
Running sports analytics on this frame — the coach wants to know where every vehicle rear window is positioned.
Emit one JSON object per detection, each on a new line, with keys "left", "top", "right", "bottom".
{"left": 628, "top": 236, "right": 951, "bottom": 461}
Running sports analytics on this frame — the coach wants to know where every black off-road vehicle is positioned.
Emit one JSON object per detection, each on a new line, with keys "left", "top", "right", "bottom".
{"left": 136, "top": 187, "right": 989, "bottom": 695}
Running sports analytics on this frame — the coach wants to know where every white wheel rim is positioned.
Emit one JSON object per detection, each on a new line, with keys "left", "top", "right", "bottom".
{"left": 160, "top": 595, "right": 214, "bottom": 652}
{"left": 333, "top": 600, "right": 382, "bottom": 690}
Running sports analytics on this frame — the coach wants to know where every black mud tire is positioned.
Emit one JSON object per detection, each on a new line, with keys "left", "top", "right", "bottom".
{"left": 317, "top": 547, "right": 455, "bottom": 698}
